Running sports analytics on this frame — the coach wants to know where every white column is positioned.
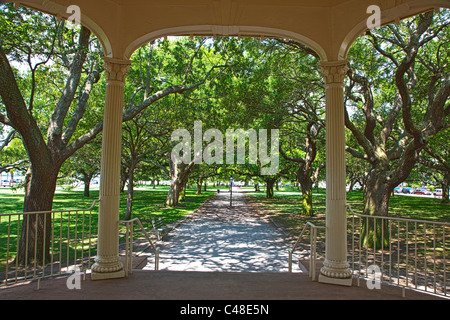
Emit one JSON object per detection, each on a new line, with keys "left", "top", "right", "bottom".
{"left": 91, "top": 57, "right": 131, "bottom": 280}
{"left": 318, "top": 60, "right": 353, "bottom": 286}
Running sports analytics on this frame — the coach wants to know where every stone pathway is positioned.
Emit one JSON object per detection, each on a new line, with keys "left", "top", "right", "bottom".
{"left": 142, "top": 188, "right": 304, "bottom": 273}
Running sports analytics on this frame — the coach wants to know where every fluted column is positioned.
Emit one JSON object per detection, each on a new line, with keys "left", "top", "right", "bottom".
{"left": 91, "top": 57, "right": 131, "bottom": 280}
{"left": 318, "top": 60, "right": 353, "bottom": 286}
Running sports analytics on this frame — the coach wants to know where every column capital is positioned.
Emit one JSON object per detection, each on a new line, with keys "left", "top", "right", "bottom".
{"left": 103, "top": 57, "right": 131, "bottom": 84}
{"left": 320, "top": 60, "right": 349, "bottom": 87}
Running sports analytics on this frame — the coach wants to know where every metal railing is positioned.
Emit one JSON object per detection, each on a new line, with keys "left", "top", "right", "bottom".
{"left": 0, "top": 200, "right": 99, "bottom": 288}
{"left": 347, "top": 204, "right": 450, "bottom": 298}
{"left": 119, "top": 218, "right": 160, "bottom": 276}
{"left": 288, "top": 222, "right": 325, "bottom": 280}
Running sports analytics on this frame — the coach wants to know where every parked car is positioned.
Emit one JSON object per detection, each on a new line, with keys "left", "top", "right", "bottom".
{"left": 414, "top": 188, "right": 432, "bottom": 195}
{"left": 394, "top": 187, "right": 402, "bottom": 193}
{"left": 401, "top": 187, "right": 414, "bottom": 194}
{"left": 433, "top": 189, "right": 443, "bottom": 197}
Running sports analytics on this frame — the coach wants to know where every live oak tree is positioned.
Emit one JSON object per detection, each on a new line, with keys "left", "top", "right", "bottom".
{"left": 227, "top": 37, "right": 326, "bottom": 215}
{"left": 345, "top": 11, "right": 450, "bottom": 247}
{"left": 61, "top": 137, "right": 102, "bottom": 197}
{"left": 281, "top": 121, "right": 326, "bottom": 216}
{"left": 0, "top": 6, "right": 226, "bottom": 264}
{"left": 274, "top": 40, "right": 326, "bottom": 216}
{"left": 0, "top": 8, "right": 104, "bottom": 264}
{"left": 122, "top": 108, "right": 171, "bottom": 220}
{"left": 158, "top": 38, "right": 233, "bottom": 207}
{"left": 418, "top": 129, "right": 450, "bottom": 203}
{"left": 189, "top": 163, "right": 220, "bottom": 195}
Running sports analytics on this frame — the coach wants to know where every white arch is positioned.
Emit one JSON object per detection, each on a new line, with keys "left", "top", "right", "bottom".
{"left": 123, "top": 25, "right": 328, "bottom": 62}
{"left": 339, "top": 0, "right": 450, "bottom": 60}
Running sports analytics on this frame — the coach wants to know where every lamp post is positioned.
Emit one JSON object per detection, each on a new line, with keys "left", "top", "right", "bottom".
{"left": 230, "top": 176, "right": 233, "bottom": 207}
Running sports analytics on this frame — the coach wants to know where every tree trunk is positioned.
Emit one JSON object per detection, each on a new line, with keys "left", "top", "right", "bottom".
{"left": 295, "top": 162, "right": 319, "bottom": 217}
{"left": 196, "top": 182, "right": 202, "bottom": 195}
{"left": 166, "top": 161, "right": 181, "bottom": 207}
{"left": 166, "top": 180, "right": 181, "bottom": 207}
{"left": 440, "top": 173, "right": 449, "bottom": 204}
{"left": 165, "top": 161, "right": 194, "bottom": 207}
{"left": 125, "top": 162, "right": 135, "bottom": 221}
{"left": 266, "top": 178, "right": 276, "bottom": 199}
{"left": 83, "top": 178, "right": 91, "bottom": 197}
{"left": 361, "top": 170, "right": 391, "bottom": 249}
{"left": 16, "top": 165, "right": 59, "bottom": 265}
{"left": 348, "top": 179, "right": 356, "bottom": 192}
{"left": 300, "top": 180, "right": 313, "bottom": 216}
{"left": 179, "top": 184, "right": 186, "bottom": 202}
{"left": 120, "top": 169, "right": 127, "bottom": 193}
{"left": 82, "top": 173, "right": 93, "bottom": 197}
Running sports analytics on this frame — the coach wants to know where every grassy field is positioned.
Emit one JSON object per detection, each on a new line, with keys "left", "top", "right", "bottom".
{"left": 2, "top": 184, "right": 447, "bottom": 241}
{"left": 1, "top": 184, "right": 448, "bottom": 267}
{"left": 0, "top": 185, "right": 216, "bottom": 217}
{"left": 0, "top": 185, "right": 216, "bottom": 271}
{"left": 246, "top": 187, "right": 450, "bottom": 291}
{"left": 244, "top": 187, "right": 450, "bottom": 238}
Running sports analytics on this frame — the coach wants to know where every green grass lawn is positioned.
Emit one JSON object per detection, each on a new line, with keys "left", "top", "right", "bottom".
{"left": 0, "top": 185, "right": 216, "bottom": 271}
{"left": 0, "top": 185, "right": 215, "bottom": 218}
{"left": 118, "top": 185, "right": 216, "bottom": 225}
{"left": 245, "top": 187, "right": 450, "bottom": 238}
{"left": 1, "top": 184, "right": 448, "bottom": 270}
{"left": 247, "top": 187, "right": 450, "bottom": 285}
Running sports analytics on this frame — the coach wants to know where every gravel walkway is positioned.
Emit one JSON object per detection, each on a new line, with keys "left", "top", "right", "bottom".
{"left": 142, "top": 188, "right": 304, "bottom": 273}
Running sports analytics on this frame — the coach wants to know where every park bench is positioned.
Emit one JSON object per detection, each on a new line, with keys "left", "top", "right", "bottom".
{"left": 151, "top": 217, "right": 171, "bottom": 240}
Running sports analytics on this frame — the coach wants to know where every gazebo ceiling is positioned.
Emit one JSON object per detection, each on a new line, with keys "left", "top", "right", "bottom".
{"left": 10, "top": 0, "right": 450, "bottom": 60}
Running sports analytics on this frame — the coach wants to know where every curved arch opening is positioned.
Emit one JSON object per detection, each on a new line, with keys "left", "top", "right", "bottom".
{"left": 342, "top": 5, "right": 450, "bottom": 260}
{"left": 339, "top": 0, "right": 450, "bottom": 60}
{"left": 124, "top": 25, "right": 328, "bottom": 62}
{"left": 9, "top": 0, "right": 112, "bottom": 57}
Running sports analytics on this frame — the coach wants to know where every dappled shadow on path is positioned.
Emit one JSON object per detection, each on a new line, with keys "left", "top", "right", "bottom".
{"left": 142, "top": 189, "right": 304, "bottom": 273}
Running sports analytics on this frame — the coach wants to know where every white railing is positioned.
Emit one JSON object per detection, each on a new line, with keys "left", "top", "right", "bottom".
{"left": 288, "top": 222, "right": 325, "bottom": 280}
{"left": 0, "top": 200, "right": 99, "bottom": 288}
{"left": 347, "top": 204, "right": 450, "bottom": 298}
{"left": 119, "top": 218, "right": 160, "bottom": 275}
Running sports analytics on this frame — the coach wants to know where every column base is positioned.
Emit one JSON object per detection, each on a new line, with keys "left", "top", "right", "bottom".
{"left": 90, "top": 255, "right": 125, "bottom": 280}
{"left": 318, "top": 258, "right": 353, "bottom": 286}
{"left": 318, "top": 273, "right": 353, "bottom": 287}
{"left": 91, "top": 269, "right": 125, "bottom": 281}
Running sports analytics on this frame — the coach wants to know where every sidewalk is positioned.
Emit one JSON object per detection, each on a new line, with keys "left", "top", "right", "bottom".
{"left": 142, "top": 188, "right": 304, "bottom": 273}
